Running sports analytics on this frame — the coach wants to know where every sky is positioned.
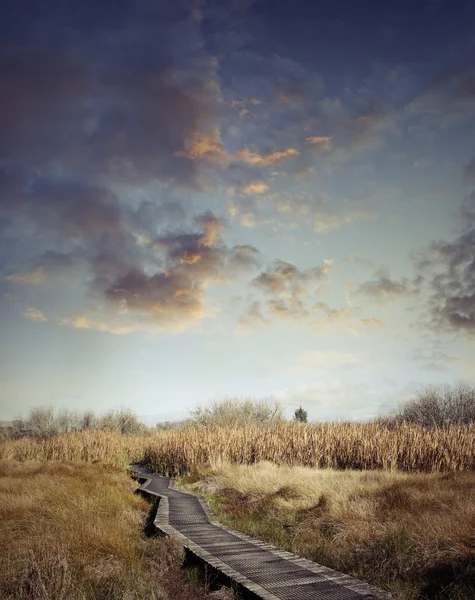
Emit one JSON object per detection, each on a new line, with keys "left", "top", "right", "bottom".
{"left": 1, "top": 0, "right": 474, "bottom": 423}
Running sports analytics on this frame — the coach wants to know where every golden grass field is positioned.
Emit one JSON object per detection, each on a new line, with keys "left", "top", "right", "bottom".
{"left": 0, "top": 460, "right": 232, "bottom": 600}
{"left": 3, "top": 421, "right": 474, "bottom": 474}
{"left": 0, "top": 420, "right": 474, "bottom": 599}
{"left": 181, "top": 462, "right": 475, "bottom": 600}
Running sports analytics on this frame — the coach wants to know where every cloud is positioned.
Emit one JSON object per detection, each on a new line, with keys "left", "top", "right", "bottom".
{"left": 413, "top": 190, "right": 475, "bottom": 335}
{"left": 252, "top": 259, "right": 331, "bottom": 296}
{"left": 0, "top": 4, "right": 223, "bottom": 189}
{"left": 310, "top": 302, "right": 355, "bottom": 331}
{"left": 464, "top": 155, "right": 475, "bottom": 182}
{"left": 240, "top": 259, "right": 332, "bottom": 324}
{"left": 355, "top": 272, "right": 413, "bottom": 302}
{"left": 59, "top": 313, "right": 134, "bottom": 335}
{"left": 5, "top": 266, "right": 46, "bottom": 285}
{"left": 305, "top": 136, "right": 332, "bottom": 150}
{"left": 237, "top": 300, "right": 268, "bottom": 333}
{"left": 23, "top": 308, "right": 47, "bottom": 322}
{"left": 239, "top": 212, "right": 259, "bottom": 227}
{"left": 91, "top": 211, "right": 261, "bottom": 331}
{"left": 404, "top": 59, "right": 475, "bottom": 128}
{"left": 358, "top": 317, "right": 384, "bottom": 328}
{"left": 175, "top": 129, "right": 228, "bottom": 165}
{"left": 234, "top": 147, "right": 300, "bottom": 166}
{"left": 241, "top": 181, "right": 269, "bottom": 194}
{"left": 410, "top": 346, "right": 458, "bottom": 372}
{"left": 176, "top": 130, "right": 300, "bottom": 171}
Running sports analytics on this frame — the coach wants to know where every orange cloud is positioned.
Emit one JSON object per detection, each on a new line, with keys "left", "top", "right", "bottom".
{"left": 175, "top": 128, "right": 228, "bottom": 165}
{"left": 241, "top": 181, "right": 269, "bottom": 194}
{"left": 305, "top": 135, "right": 332, "bottom": 149}
{"left": 234, "top": 147, "right": 299, "bottom": 166}
{"left": 176, "top": 130, "right": 299, "bottom": 169}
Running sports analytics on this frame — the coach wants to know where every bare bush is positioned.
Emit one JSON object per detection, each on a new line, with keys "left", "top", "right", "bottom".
{"left": 190, "top": 397, "right": 283, "bottom": 427}
{"left": 99, "top": 407, "right": 147, "bottom": 435}
{"left": 395, "top": 382, "right": 475, "bottom": 427}
{"left": 7, "top": 406, "right": 151, "bottom": 439}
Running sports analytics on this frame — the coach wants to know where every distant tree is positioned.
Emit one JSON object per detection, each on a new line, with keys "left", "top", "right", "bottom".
{"left": 394, "top": 382, "right": 475, "bottom": 427}
{"left": 293, "top": 405, "right": 308, "bottom": 423}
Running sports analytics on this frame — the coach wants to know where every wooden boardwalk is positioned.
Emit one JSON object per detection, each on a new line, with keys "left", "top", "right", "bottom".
{"left": 132, "top": 466, "right": 391, "bottom": 600}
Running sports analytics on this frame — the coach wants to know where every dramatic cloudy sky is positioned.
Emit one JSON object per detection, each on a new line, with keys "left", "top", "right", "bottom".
{"left": 1, "top": 0, "right": 474, "bottom": 422}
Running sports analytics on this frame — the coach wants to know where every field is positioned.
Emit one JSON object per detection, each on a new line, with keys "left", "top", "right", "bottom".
{"left": 1, "top": 421, "right": 474, "bottom": 475}
{"left": 1, "top": 420, "right": 474, "bottom": 599}
{"left": 0, "top": 460, "right": 232, "bottom": 600}
{"left": 180, "top": 462, "right": 475, "bottom": 600}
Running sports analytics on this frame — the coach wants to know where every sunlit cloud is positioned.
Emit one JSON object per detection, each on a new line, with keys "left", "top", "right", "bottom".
{"left": 175, "top": 128, "right": 228, "bottom": 165}
{"left": 233, "top": 147, "right": 300, "bottom": 166}
{"left": 305, "top": 136, "right": 332, "bottom": 150}
{"left": 241, "top": 181, "right": 269, "bottom": 194}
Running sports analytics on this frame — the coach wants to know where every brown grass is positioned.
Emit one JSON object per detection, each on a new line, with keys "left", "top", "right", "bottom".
{"left": 0, "top": 430, "right": 147, "bottom": 470}
{"left": 141, "top": 421, "right": 475, "bottom": 475}
{"left": 1, "top": 422, "right": 474, "bottom": 475}
{"left": 180, "top": 462, "right": 475, "bottom": 600}
{"left": 0, "top": 460, "right": 234, "bottom": 600}
{"left": 1, "top": 422, "right": 474, "bottom": 598}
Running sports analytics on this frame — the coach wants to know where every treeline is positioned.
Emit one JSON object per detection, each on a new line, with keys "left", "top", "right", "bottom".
{"left": 1, "top": 382, "right": 474, "bottom": 440}
{"left": 2, "top": 406, "right": 151, "bottom": 439}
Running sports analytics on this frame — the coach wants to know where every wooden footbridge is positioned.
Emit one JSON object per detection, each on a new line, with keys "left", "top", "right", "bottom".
{"left": 131, "top": 466, "right": 391, "bottom": 600}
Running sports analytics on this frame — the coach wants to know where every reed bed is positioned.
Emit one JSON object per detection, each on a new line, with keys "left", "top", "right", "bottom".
{"left": 1, "top": 421, "right": 474, "bottom": 474}
{"left": 142, "top": 421, "right": 475, "bottom": 475}
{"left": 0, "top": 430, "right": 147, "bottom": 470}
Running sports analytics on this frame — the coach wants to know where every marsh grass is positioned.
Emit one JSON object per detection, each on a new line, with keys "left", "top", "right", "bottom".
{"left": 180, "top": 462, "right": 475, "bottom": 600}
{"left": 142, "top": 421, "right": 475, "bottom": 475}
{"left": 1, "top": 421, "right": 474, "bottom": 475}
{"left": 0, "top": 460, "right": 234, "bottom": 600}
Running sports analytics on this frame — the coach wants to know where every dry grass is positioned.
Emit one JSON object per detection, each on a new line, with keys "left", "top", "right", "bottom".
{"left": 1, "top": 422, "right": 474, "bottom": 475}
{"left": 141, "top": 421, "right": 475, "bottom": 475}
{"left": 1, "top": 422, "right": 474, "bottom": 598}
{"left": 0, "top": 460, "right": 234, "bottom": 600}
{"left": 0, "top": 430, "right": 148, "bottom": 470}
{"left": 180, "top": 462, "right": 475, "bottom": 600}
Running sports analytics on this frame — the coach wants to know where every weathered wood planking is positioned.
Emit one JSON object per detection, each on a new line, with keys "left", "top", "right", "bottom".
{"left": 132, "top": 466, "right": 392, "bottom": 600}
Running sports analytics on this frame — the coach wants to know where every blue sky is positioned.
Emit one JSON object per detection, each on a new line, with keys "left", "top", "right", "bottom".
{"left": 1, "top": 0, "right": 474, "bottom": 422}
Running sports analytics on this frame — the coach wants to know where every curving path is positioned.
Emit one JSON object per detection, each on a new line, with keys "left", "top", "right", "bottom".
{"left": 131, "top": 466, "right": 392, "bottom": 600}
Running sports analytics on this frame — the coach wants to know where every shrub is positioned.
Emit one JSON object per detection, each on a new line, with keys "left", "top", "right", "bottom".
{"left": 395, "top": 382, "right": 475, "bottom": 427}
{"left": 190, "top": 397, "right": 283, "bottom": 427}
{"left": 7, "top": 406, "right": 151, "bottom": 439}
